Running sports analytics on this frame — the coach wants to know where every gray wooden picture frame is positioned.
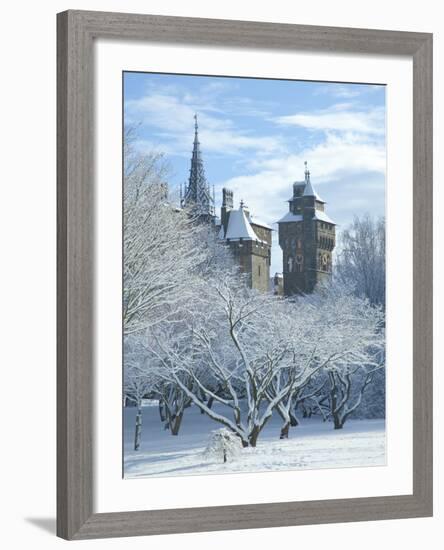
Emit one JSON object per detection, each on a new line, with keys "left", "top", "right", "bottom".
{"left": 57, "top": 9, "right": 433, "bottom": 540}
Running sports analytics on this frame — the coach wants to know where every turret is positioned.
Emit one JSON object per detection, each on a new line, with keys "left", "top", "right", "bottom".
{"left": 278, "top": 163, "right": 336, "bottom": 295}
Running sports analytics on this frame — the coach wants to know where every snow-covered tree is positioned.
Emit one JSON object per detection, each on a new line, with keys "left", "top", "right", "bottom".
{"left": 335, "top": 215, "right": 385, "bottom": 307}
{"left": 204, "top": 428, "right": 242, "bottom": 463}
{"left": 123, "top": 133, "right": 244, "bottom": 443}
{"left": 310, "top": 283, "right": 386, "bottom": 429}
{"left": 123, "top": 340, "right": 155, "bottom": 450}
{"left": 272, "top": 374, "right": 327, "bottom": 438}
{"left": 263, "top": 298, "right": 326, "bottom": 439}
{"left": 148, "top": 274, "right": 323, "bottom": 447}
{"left": 127, "top": 329, "right": 201, "bottom": 437}
{"left": 266, "top": 284, "right": 384, "bottom": 436}
{"left": 334, "top": 216, "right": 386, "bottom": 422}
{"left": 353, "top": 367, "right": 386, "bottom": 419}
{"left": 326, "top": 359, "right": 385, "bottom": 429}
{"left": 154, "top": 380, "right": 193, "bottom": 435}
{"left": 123, "top": 134, "right": 207, "bottom": 335}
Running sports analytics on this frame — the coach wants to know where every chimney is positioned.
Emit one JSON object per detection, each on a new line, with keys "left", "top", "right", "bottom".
{"left": 221, "top": 188, "right": 233, "bottom": 233}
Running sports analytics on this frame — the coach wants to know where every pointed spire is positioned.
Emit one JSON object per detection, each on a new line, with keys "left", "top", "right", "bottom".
{"left": 304, "top": 160, "right": 310, "bottom": 182}
{"left": 192, "top": 114, "right": 200, "bottom": 159}
{"left": 182, "top": 114, "right": 215, "bottom": 219}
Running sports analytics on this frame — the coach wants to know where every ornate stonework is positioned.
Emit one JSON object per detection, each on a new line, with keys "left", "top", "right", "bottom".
{"left": 278, "top": 164, "right": 336, "bottom": 295}
{"left": 181, "top": 114, "right": 215, "bottom": 222}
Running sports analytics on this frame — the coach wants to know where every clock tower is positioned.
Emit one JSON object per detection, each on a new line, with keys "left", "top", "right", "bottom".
{"left": 278, "top": 163, "right": 336, "bottom": 295}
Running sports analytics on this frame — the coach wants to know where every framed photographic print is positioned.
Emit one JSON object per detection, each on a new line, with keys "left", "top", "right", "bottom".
{"left": 57, "top": 10, "right": 433, "bottom": 540}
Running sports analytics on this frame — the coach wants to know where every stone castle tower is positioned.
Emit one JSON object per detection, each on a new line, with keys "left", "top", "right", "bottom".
{"left": 278, "top": 163, "right": 336, "bottom": 295}
{"left": 181, "top": 114, "right": 215, "bottom": 222}
{"left": 218, "top": 189, "right": 272, "bottom": 293}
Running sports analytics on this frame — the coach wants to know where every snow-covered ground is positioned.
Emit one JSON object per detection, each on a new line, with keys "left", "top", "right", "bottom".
{"left": 124, "top": 403, "right": 386, "bottom": 478}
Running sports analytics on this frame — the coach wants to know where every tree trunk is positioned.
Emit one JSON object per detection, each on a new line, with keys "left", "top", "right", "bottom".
{"left": 249, "top": 425, "right": 261, "bottom": 447}
{"left": 329, "top": 372, "right": 343, "bottom": 429}
{"left": 333, "top": 413, "right": 344, "bottom": 429}
{"left": 134, "top": 405, "right": 143, "bottom": 451}
{"left": 170, "top": 412, "right": 184, "bottom": 436}
{"left": 207, "top": 395, "right": 214, "bottom": 410}
{"left": 276, "top": 400, "right": 297, "bottom": 439}
{"left": 158, "top": 399, "right": 166, "bottom": 422}
{"left": 289, "top": 410, "right": 299, "bottom": 427}
{"left": 248, "top": 419, "right": 268, "bottom": 447}
{"left": 280, "top": 421, "right": 290, "bottom": 439}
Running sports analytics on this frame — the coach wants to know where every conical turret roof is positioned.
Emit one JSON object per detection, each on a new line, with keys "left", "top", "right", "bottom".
{"left": 224, "top": 204, "right": 259, "bottom": 241}
{"left": 302, "top": 162, "right": 324, "bottom": 202}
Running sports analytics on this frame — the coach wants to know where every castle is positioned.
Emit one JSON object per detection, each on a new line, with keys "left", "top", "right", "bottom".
{"left": 277, "top": 163, "right": 336, "bottom": 295}
{"left": 181, "top": 116, "right": 335, "bottom": 295}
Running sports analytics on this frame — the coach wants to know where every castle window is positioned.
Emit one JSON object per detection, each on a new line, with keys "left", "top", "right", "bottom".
{"left": 295, "top": 254, "right": 303, "bottom": 273}
{"left": 258, "top": 265, "right": 261, "bottom": 277}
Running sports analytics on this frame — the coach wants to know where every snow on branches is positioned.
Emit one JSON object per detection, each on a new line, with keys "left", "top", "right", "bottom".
{"left": 144, "top": 277, "right": 384, "bottom": 446}
{"left": 304, "top": 283, "right": 385, "bottom": 429}
{"left": 123, "top": 134, "right": 386, "bottom": 451}
{"left": 204, "top": 428, "right": 243, "bottom": 463}
{"left": 335, "top": 214, "right": 386, "bottom": 307}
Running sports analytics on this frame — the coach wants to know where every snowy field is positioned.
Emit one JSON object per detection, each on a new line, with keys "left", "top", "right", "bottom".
{"left": 124, "top": 403, "right": 386, "bottom": 478}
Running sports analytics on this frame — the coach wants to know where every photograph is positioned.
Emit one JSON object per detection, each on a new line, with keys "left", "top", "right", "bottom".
{"left": 122, "top": 72, "right": 387, "bottom": 479}
{"left": 1, "top": 1, "right": 436, "bottom": 545}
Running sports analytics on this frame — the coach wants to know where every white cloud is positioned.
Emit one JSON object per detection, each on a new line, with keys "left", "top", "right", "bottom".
{"left": 126, "top": 92, "right": 284, "bottom": 157}
{"left": 254, "top": 133, "right": 385, "bottom": 181}
{"left": 215, "top": 132, "right": 385, "bottom": 230}
{"left": 274, "top": 104, "right": 385, "bottom": 136}
{"left": 126, "top": 93, "right": 229, "bottom": 133}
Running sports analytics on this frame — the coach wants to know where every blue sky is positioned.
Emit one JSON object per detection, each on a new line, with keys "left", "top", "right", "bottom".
{"left": 124, "top": 72, "right": 386, "bottom": 275}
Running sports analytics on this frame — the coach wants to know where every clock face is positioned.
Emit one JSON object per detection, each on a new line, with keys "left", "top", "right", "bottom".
{"left": 322, "top": 254, "right": 328, "bottom": 265}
